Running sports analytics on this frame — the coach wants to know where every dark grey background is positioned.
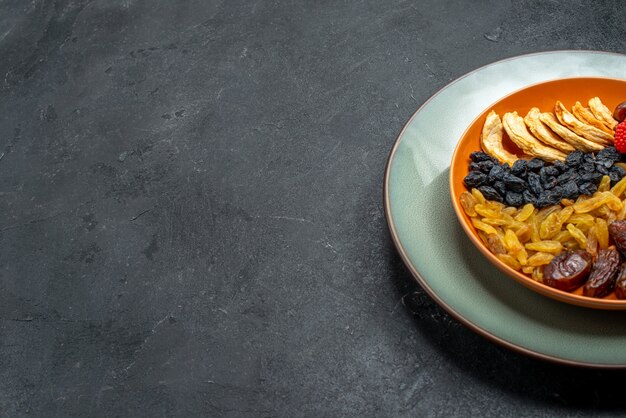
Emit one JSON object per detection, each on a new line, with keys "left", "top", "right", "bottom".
{"left": 1, "top": 0, "right": 625, "bottom": 416}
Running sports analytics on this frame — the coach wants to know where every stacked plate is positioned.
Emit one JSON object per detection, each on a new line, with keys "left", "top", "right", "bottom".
{"left": 384, "top": 51, "right": 626, "bottom": 368}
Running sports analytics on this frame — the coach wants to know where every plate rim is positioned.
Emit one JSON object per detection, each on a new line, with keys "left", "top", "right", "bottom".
{"left": 383, "top": 50, "right": 626, "bottom": 369}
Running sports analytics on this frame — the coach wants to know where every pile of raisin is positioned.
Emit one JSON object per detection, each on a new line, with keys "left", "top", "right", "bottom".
{"left": 463, "top": 147, "right": 626, "bottom": 208}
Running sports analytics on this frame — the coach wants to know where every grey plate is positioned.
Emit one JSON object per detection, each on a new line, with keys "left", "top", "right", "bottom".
{"left": 384, "top": 51, "right": 626, "bottom": 367}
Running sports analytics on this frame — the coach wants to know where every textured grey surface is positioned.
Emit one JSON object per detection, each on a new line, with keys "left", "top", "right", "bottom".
{"left": 1, "top": 0, "right": 625, "bottom": 416}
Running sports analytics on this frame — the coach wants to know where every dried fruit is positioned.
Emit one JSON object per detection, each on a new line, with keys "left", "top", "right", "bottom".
{"left": 471, "top": 218, "right": 498, "bottom": 236}
{"left": 614, "top": 102, "right": 626, "bottom": 122}
{"left": 596, "top": 218, "right": 609, "bottom": 249}
{"left": 527, "top": 252, "right": 555, "bottom": 267}
{"left": 525, "top": 240, "right": 563, "bottom": 254}
{"left": 460, "top": 191, "right": 477, "bottom": 217}
{"left": 464, "top": 171, "right": 489, "bottom": 188}
{"left": 480, "top": 111, "right": 519, "bottom": 165}
{"left": 615, "top": 262, "right": 626, "bottom": 299}
{"left": 566, "top": 223, "right": 588, "bottom": 249}
{"left": 486, "top": 234, "right": 507, "bottom": 255}
{"left": 543, "top": 250, "right": 593, "bottom": 291}
{"left": 498, "top": 253, "right": 521, "bottom": 270}
{"left": 609, "top": 220, "right": 626, "bottom": 257}
{"left": 515, "top": 203, "right": 535, "bottom": 222}
{"left": 583, "top": 247, "right": 621, "bottom": 298}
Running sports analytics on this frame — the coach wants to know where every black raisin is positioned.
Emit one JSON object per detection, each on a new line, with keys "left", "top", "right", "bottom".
{"left": 579, "top": 182, "right": 598, "bottom": 196}
{"left": 470, "top": 160, "right": 494, "bottom": 173}
{"left": 503, "top": 173, "right": 526, "bottom": 192}
{"left": 580, "top": 172, "right": 603, "bottom": 184}
{"left": 478, "top": 185, "right": 503, "bottom": 203}
{"left": 562, "top": 180, "right": 579, "bottom": 198}
{"left": 527, "top": 158, "right": 545, "bottom": 171}
{"left": 581, "top": 162, "right": 596, "bottom": 172}
{"left": 599, "top": 159, "right": 614, "bottom": 169}
{"left": 553, "top": 160, "right": 568, "bottom": 173}
{"left": 488, "top": 164, "right": 506, "bottom": 181}
{"left": 511, "top": 160, "right": 528, "bottom": 177}
{"left": 523, "top": 189, "right": 537, "bottom": 205}
{"left": 610, "top": 165, "right": 626, "bottom": 185}
{"left": 463, "top": 172, "right": 489, "bottom": 188}
{"left": 556, "top": 170, "right": 578, "bottom": 185}
{"left": 597, "top": 146, "right": 621, "bottom": 164}
{"left": 493, "top": 181, "right": 507, "bottom": 196}
{"left": 540, "top": 166, "right": 560, "bottom": 178}
{"left": 566, "top": 150, "right": 583, "bottom": 167}
{"left": 583, "top": 153, "right": 596, "bottom": 164}
{"left": 505, "top": 192, "right": 523, "bottom": 207}
{"left": 596, "top": 165, "right": 609, "bottom": 175}
{"left": 470, "top": 151, "right": 495, "bottom": 163}
{"left": 541, "top": 175, "right": 558, "bottom": 190}
{"left": 537, "top": 190, "right": 562, "bottom": 207}
{"left": 528, "top": 172, "right": 543, "bottom": 195}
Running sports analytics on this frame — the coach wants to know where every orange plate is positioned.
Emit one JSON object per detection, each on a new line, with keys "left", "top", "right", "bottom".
{"left": 449, "top": 77, "right": 626, "bottom": 310}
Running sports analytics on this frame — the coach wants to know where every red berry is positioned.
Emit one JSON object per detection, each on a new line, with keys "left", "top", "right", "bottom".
{"left": 615, "top": 121, "right": 626, "bottom": 153}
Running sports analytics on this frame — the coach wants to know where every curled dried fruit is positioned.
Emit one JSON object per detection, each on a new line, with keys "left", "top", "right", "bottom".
{"left": 524, "top": 240, "right": 563, "bottom": 254}
{"left": 583, "top": 247, "right": 621, "bottom": 298}
{"left": 471, "top": 218, "right": 498, "bottom": 235}
{"left": 474, "top": 204, "right": 501, "bottom": 218}
{"left": 543, "top": 250, "right": 593, "bottom": 291}
{"left": 515, "top": 225, "right": 532, "bottom": 243}
{"left": 504, "top": 229, "right": 528, "bottom": 265}
{"left": 460, "top": 191, "right": 477, "bottom": 217}
{"left": 566, "top": 223, "right": 588, "bottom": 249}
{"left": 610, "top": 176, "right": 626, "bottom": 198}
{"left": 595, "top": 218, "right": 609, "bottom": 249}
{"left": 598, "top": 175, "right": 612, "bottom": 192}
{"left": 486, "top": 234, "right": 506, "bottom": 255}
{"left": 498, "top": 253, "right": 521, "bottom": 270}
{"left": 472, "top": 188, "right": 486, "bottom": 204}
{"left": 573, "top": 192, "right": 622, "bottom": 213}
{"left": 540, "top": 213, "right": 560, "bottom": 240}
{"left": 515, "top": 203, "right": 535, "bottom": 222}
{"left": 527, "top": 252, "right": 555, "bottom": 267}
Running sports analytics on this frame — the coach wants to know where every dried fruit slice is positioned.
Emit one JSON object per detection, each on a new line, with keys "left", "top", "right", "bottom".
{"left": 572, "top": 101, "right": 614, "bottom": 135}
{"left": 554, "top": 101, "right": 613, "bottom": 145}
{"left": 502, "top": 112, "right": 566, "bottom": 162}
{"left": 539, "top": 112, "right": 604, "bottom": 153}
{"left": 480, "top": 111, "right": 519, "bottom": 165}
{"left": 524, "top": 107, "right": 575, "bottom": 153}
{"left": 589, "top": 97, "right": 618, "bottom": 130}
